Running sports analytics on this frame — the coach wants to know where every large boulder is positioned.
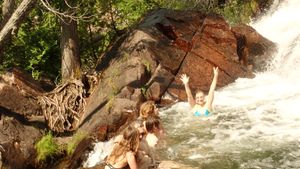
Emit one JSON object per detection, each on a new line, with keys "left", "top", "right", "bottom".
{"left": 79, "top": 56, "right": 148, "bottom": 138}
{"left": 0, "top": 68, "right": 43, "bottom": 117}
{"left": 0, "top": 68, "right": 44, "bottom": 168}
{"left": 165, "top": 13, "right": 253, "bottom": 100}
{"left": 0, "top": 117, "right": 42, "bottom": 168}
{"left": 79, "top": 9, "right": 275, "bottom": 137}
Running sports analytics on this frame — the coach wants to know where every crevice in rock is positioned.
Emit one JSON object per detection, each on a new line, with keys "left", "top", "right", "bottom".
{"left": 155, "top": 23, "right": 178, "bottom": 40}
{"left": 159, "top": 14, "right": 207, "bottom": 101}
{"left": 174, "top": 15, "right": 207, "bottom": 76}
{"left": 0, "top": 106, "right": 46, "bottom": 129}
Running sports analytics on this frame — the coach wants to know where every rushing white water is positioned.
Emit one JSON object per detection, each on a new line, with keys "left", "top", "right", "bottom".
{"left": 83, "top": 140, "right": 114, "bottom": 167}
{"left": 83, "top": 1, "right": 300, "bottom": 168}
{"left": 159, "top": 1, "right": 300, "bottom": 168}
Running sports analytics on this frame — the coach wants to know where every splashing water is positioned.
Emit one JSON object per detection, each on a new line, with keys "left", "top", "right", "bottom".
{"left": 83, "top": 140, "right": 114, "bottom": 168}
{"left": 159, "top": 1, "right": 300, "bottom": 168}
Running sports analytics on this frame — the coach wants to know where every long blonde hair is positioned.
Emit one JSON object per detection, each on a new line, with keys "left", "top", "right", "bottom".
{"left": 139, "top": 101, "right": 156, "bottom": 119}
{"left": 106, "top": 125, "right": 140, "bottom": 164}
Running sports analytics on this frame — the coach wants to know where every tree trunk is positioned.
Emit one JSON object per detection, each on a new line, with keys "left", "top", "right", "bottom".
{"left": 0, "top": 0, "right": 36, "bottom": 64}
{"left": 1, "top": 0, "right": 16, "bottom": 29}
{"left": 0, "top": 0, "right": 16, "bottom": 65}
{"left": 60, "top": 18, "right": 81, "bottom": 82}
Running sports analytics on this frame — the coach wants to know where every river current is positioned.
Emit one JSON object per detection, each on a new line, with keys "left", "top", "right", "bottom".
{"left": 83, "top": 1, "right": 300, "bottom": 168}
{"left": 158, "top": 1, "right": 300, "bottom": 168}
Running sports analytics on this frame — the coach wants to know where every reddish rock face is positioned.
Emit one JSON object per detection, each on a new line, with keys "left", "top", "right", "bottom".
{"left": 80, "top": 9, "right": 275, "bottom": 136}
{"left": 148, "top": 12, "right": 259, "bottom": 101}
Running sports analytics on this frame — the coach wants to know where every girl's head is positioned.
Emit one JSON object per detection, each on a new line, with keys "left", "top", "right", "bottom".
{"left": 139, "top": 101, "right": 158, "bottom": 119}
{"left": 107, "top": 125, "right": 140, "bottom": 164}
{"left": 144, "top": 116, "right": 161, "bottom": 134}
{"left": 195, "top": 90, "right": 205, "bottom": 106}
{"left": 122, "top": 125, "right": 140, "bottom": 152}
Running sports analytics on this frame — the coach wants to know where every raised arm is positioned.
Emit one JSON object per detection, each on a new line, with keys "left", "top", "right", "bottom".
{"left": 180, "top": 74, "right": 196, "bottom": 107}
{"left": 206, "top": 67, "right": 219, "bottom": 111}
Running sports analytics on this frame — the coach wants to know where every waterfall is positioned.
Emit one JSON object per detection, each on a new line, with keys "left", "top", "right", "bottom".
{"left": 158, "top": 1, "right": 300, "bottom": 168}
{"left": 83, "top": 1, "right": 300, "bottom": 168}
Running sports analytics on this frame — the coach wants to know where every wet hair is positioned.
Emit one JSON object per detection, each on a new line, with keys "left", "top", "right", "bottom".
{"left": 139, "top": 101, "right": 156, "bottom": 119}
{"left": 106, "top": 125, "right": 140, "bottom": 164}
{"left": 144, "top": 116, "right": 161, "bottom": 133}
{"left": 195, "top": 89, "right": 204, "bottom": 95}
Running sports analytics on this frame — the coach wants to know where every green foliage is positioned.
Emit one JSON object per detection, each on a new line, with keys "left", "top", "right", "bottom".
{"left": 216, "top": 0, "right": 259, "bottom": 25}
{"left": 66, "top": 131, "right": 87, "bottom": 156}
{"left": 155, "top": 0, "right": 264, "bottom": 24}
{"left": 78, "top": 0, "right": 157, "bottom": 72}
{"left": 113, "top": 0, "right": 157, "bottom": 29}
{"left": 78, "top": 27, "right": 116, "bottom": 72}
{"left": 2, "top": 0, "right": 158, "bottom": 81}
{"left": 156, "top": 0, "right": 218, "bottom": 11}
{"left": 156, "top": 0, "right": 191, "bottom": 9}
{"left": 3, "top": 9, "right": 60, "bottom": 80}
{"left": 35, "top": 132, "right": 59, "bottom": 162}
{"left": 1, "top": 0, "right": 269, "bottom": 81}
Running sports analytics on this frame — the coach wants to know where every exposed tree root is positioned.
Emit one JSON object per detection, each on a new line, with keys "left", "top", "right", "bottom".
{"left": 37, "top": 79, "right": 86, "bottom": 132}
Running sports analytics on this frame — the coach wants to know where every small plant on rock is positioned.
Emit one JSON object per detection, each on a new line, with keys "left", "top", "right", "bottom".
{"left": 66, "top": 131, "right": 87, "bottom": 156}
{"left": 35, "top": 132, "right": 59, "bottom": 162}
